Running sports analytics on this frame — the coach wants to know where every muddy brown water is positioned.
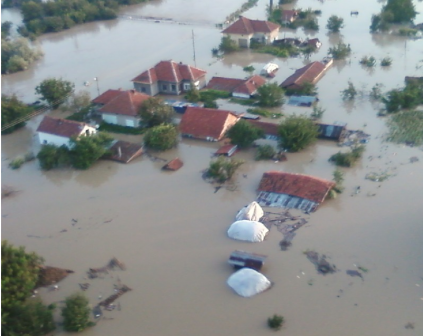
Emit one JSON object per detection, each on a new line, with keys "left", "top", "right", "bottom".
{"left": 2, "top": 0, "right": 423, "bottom": 335}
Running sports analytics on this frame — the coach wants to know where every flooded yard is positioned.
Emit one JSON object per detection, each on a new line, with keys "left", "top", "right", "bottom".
{"left": 2, "top": 0, "right": 423, "bottom": 335}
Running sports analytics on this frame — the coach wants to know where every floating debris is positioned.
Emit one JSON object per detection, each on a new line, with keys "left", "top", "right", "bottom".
{"left": 88, "top": 257, "right": 126, "bottom": 278}
{"left": 98, "top": 284, "right": 131, "bottom": 307}
{"left": 346, "top": 270, "right": 363, "bottom": 280}
{"left": 404, "top": 322, "right": 415, "bottom": 330}
{"left": 79, "top": 283, "right": 90, "bottom": 291}
{"left": 365, "top": 170, "right": 395, "bottom": 182}
{"left": 1, "top": 185, "right": 19, "bottom": 199}
{"left": 93, "top": 305, "right": 102, "bottom": 318}
{"left": 409, "top": 156, "right": 419, "bottom": 163}
{"left": 36, "top": 266, "right": 74, "bottom": 288}
{"left": 304, "top": 250, "right": 337, "bottom": 275}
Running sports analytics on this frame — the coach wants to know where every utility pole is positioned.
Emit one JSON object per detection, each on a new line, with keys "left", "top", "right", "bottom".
{"left": 93, "top": 77, "right": 100, "bottom": 96}
{"left": 269, "top": 0, "right": 273, "bottom": 14}
{"left": 192, "top": 30, "right": 196, "bottom": 67}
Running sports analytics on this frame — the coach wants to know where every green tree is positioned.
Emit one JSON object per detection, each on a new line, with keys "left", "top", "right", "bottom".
{"left": 143, "top": 124, "right": 178, "bottom": 151}
{"left": 226, "top": 119, "right": 264, "bottom": 148}
{"left": 218, "top": 36, "right": 239, "bottom": 53}
{"left": 278, "top": 114, "right": 319, "bottom": 152}
{"left": 255, "top": 144, "right": 276, "bottom": 160}
{"left": 310, "top": 105, "right": 325, "bottom": 119}
{"left": 332, "top": 168, "right": 345, "bottom": 193}
{"left": 138, "top": 97, "right": 174, "bottom": 128}
{"left": 21, "top": 1, "right": 44, "bottom": 22}
{"left": 1, "top": 21, "right": 13, "bottom": 39}
{"left": 62, "top": 293, "right": 92, "bottom": 332}
{"left": 382, "top": 0, "right": 416, "bottom": 23}
{"left": 69, "top": 132, "right": 113, "bottom": 169}
{"left": 326, "top": 15, "right": 344, "bottom": 32}
{"left": 341, "top": 81, "right": 357, "bottom": 100}
{"left": 257, "top": 82, "right": 285, "bottom": 107}
{"left": 35, "top": 77, "right": 75, "bottom": 108}
{"left": 206, "top": 157, "right": 244, "bottom": 183}
{"left": 329, "top": 145, "right": 365, "bottom": 167}
{"left": 1, "top": 37, "right": 43, "bottom": 74}
{"left": 328, "top": 42, "right": 351, "bottom": 60}
{"left": 185, "top": 82, "right": 201, "bottom": 103}
{"left": 285, "top": 81, "right": 317, "bottom": 96}
{"left": 37, "top": 144, "right": 70, "bottom": 170}
{"left": 267, "top": 314, "right": 284, "bottom": 330}
{"left": 1, "top": 94, "right": 33, "bottom": 134}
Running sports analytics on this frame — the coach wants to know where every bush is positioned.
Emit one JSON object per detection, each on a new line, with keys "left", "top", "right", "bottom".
{"left": 278, "top": 114, "right": 319, "bottom": 152}
{"left": 329, "top": 145, "right": 365, "bottom": 167}
{"left": 267, "top": 314, "right": 284, "bottom": 330}
{"left": 139, "top": 97, "right": 174, "bottom": 128}
{"left": 341, "top": 81, "right": 357, "bottom": 100}
{"left": 359, "top": 56, "right": 376, "bottom": 67}
{"left": 206, "top": 157, "right": 244, "bottom": 183}
{"left": 219, "top": 36, "right": 239, "bottom": 53}
{"left": 326, "top": 15, "right": 344, "bottom": 32}
{"left": 226, "top": 119, "right": 264, "bottom": 148}
{"left": 310, "top": 105, "right": 325, "bottom": 119}
{"left": 199, "top": 90, "right": 231, "bottom": 101}
{"left": 257, "top": 83, "right": 285, "bottom": 107}
{"left": 62, "top": 293, "right": 93, "bottom": 332}
{"left": 332, "top": 168, "right": 345, "bottom": 193}
{"left": 255, "top": 144, "right": 276, "bottom": 160}
{"left": 9, "top": 157, "right": 25, "bottom": 169}
{"left": 380, "top": 57, "right": 392, "bottom": 66}
{"left": 370, "top": 83, "right": 384, "bottom": 100}
{"left": 328, "top": 42, "right": 351, "bottom": 60}
{"left": 69, "top": 132, "right": 113, "bottom": 169}
{"left": 144, "top": 124, "right": 178, "bottom": 151}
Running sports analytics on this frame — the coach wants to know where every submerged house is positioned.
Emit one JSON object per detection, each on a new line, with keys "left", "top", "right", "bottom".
{"left": 221, "top": 16, "right": 280, "bottom": 48}
{"left": 247, "top": 120, "right": 279, "bottom": 140}
{"left": 316, "top": 122, "right": 347, "bottom": 141}
{"left": 96, "top": 90, "right": 150, "bottom": 127}
{"left": 36, "top": 116, "right": 97, "bottom": 147}
{"left": 280, "top": 59, "right": 332, "bottom": 92}
{"left": 206, "top": 75, "right": 266, "bottom": 98}
{"left": 256, "top": 171, "right": 335, "bottom": 212}
{"left": 179, "top": 107, "right": 241, "bottom": 141}
{"left": 131, "top": 60, "right": 207, "bottom": 96}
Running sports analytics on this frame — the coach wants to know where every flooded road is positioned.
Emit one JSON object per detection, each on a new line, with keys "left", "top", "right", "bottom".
{"left": 2, "top": 0, "right": 423, "bottom": 335}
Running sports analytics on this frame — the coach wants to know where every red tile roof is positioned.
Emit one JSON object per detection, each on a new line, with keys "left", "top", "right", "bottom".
{"left": 222, "top": 16, "right": 280, "bottom": 35}
{"left": 162, "top": 158, "right": 184, "bottom": 171}
{"left": 36, "top": 116, "right": 93, "bottom": 138}
{"left": 105, "top": 140, "right": 143, "bottom": 163}
{"left": 132, "top": 60, "right": 206, "bottom": 84}
{"left": 247, "top": 120, "right": 279, "bottom": 136}
{"left": 98, "top": 90, "right": 150, "bottom": 116}
{"left": 180, "top": 107, "right": 240, "bottom": 141}
{"left": 92, "top": 89, "right": 123, "bottom": 105}
{"left": 206, "top": 75, "right": 266, "bottom": 96}
{"left": 280, "top": 61, "right": 326, "bottom": 88}
{"left": 258, "top": 171, "right": 335, "bottom": 203}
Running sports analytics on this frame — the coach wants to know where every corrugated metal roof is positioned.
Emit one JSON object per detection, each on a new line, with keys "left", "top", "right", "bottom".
{"left": 257, "top": 191, "right": 318, "bottom": 212}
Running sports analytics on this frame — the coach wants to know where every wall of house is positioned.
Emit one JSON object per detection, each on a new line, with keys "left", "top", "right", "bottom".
{"left": 38, "top": 133, "right": 71, "bottom": 147}
{"left": 101, "top": 113, "right": 141, "bottom": 128}
{"left": 232, "top": 92, "right": 250, "bottom": 99}
{"left": 252, "top": 31, "right": 279, "bottom": 45}
{"left": 225, "top": 33, "right": 253, "bottom": 48}
{"left": 158, "top": 81, "right": 180, "bottom": 95}
{"left": 133, "top": 82, "right": 159, "bottom": 96}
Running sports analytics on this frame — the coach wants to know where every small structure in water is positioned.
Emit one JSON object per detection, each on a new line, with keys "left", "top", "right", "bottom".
{"left": 104, "top": 140, "right": 143, "bottom": 164}
{"left": 228, "top": 250, "right": 267, "bottom": 271}
{"left": 260, "top": 63, "right": 279, "bottom": 77}
{"left": 162, "top": 158, "right": 183, "bottom": 171}
{"left": 214, "top": 144, "right": 238, "bottom": 157}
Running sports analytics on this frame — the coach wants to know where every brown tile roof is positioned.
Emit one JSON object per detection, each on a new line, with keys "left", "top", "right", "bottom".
{"left": 222, "top": 16, "right": 280, "bottom": 35}
{"left": 215, "top": 144, "right": 238, "bottom": 156}
{"left": 162, "top": 158, "right": 184, "bottom": 171}
{"left": 98, "top": 90, "right": 150, "bottom": 116}
{"left": 247, "top": 120, "right": 279, "bottom": 136}
{"left": 206, "top": 75, "right": 266, "bottom": 96}
{"left": 104, "top": 140, "right": 143, "bottom": 163}
{"left": 280, "top": 61, "right": 326, "bottom": 88}
{"left": 132, "top": 60, "right": 206, "bottom": 84}
{"left": 92, "top": 89, "right": 123, "bottom": 105}
{"left": 36, "top": 116, "right": 93, "bottom": 138}
{"left": 180, "top": 107, "right": 240, "bottom": 141}
{"left": 258, "top": 171, "right": 335, "bottom": 203}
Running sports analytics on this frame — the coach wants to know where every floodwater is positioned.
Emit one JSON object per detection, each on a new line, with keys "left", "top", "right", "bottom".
{"left": 2, "top": 0, "right": 423, "bottom": 335}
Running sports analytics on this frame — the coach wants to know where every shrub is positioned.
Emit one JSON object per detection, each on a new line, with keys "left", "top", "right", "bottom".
{"left": 144, "top": 124, "right": 178, "bottom": 151}
{"left": 255, "top": 144, "right": 276, "bottom": 160}
{"left": 328, "top": 42, "right": 351, "bottom": 60}
{"left": 257, "top": 83, "right": 285, "bottom": 107}
{"left": 311, "top": 105, "right": 325, "bottom": 119}
{"left": 206, "top": 157, "right": 244, "bottom": 183}
{"left": 247, "top": 108, "right": 283, "bottom": 118}
{"left": 226, "top": 119, "right": 264, "bottom": 148}
{"left": 62, "top": 293, "right": 93, "bottom": 332}
{"left": 278, "top": 114, "right": 319, "bottom": 152}
{"left": 219, "top": 36, "right": 239, "bottom": 53}
{"left": 332, "top": 168, "right": 345, "bottom": 193}
{"left": 359, "top": 56, "right": 376, "bottom": 67}
{"left": 37, "top": 144, "right": 70, "bottom": 170}
{"left": 370, "top": 83, "right": 384, "bottom": 100}
{"left": 267, "top": 314, "right": 284, "bottom": 330}
{"left": 326, "top": 15, "right": 344, "bottom": 32}
{"left": 341, "top": 81, "right": 357, "bottom": 100}
{"left": 329, "top": 145, "right": 365, "bottom": 167}
{"left": 380, "top": 57, "right": 392, "bottom": 66}
{"left": 9, "top": 157, "right": 25, "bottom": 170}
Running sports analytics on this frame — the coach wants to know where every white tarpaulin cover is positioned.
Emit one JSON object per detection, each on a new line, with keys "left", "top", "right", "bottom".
{"left": 227, "top": 220, "right": 269, "bottom": 242}
{"left": 235, "top": 201, "right": 264, "bottom": 222}
{"left": 227, "top": 268, "right": 271, "bottom": 297}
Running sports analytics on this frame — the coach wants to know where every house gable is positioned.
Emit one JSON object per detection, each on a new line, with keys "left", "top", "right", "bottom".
{"left": 98, "top": 90, "right": 150, "bottom": 117}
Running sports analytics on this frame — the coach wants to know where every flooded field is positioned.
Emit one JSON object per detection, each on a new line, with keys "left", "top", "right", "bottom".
{"left": 2, "top": 0, "right": 423, "bottom": 335}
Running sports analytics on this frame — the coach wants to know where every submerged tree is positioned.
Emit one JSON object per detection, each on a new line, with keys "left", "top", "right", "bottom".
{"left": 69, "top": 132, "right": 113, "bottom": 169}
{"left": 257, "top": 83, "right": 285, "bottom": 107}
{"left": 1, "top": 94, "right": 33, "bottom": 134}
{"left": 226, "top": 119, "right": 264, "bottom": 148}
{"left": 35, "top": 77, "right": 75, "bottom": 108}
{"left": 139, "top": 97, "right": 174, "bottom": 128}
{"left": 278, "top": 114, "right": 319, "bottom": 152}
{"left": 62, "top": 293, "right": 93, "bottom": 332}
{"left": 382, "top": 0, "right": 417, "bottom": 23}
{"left": 326, "top": 15, "right": 344, "bottom": 32}
{"left": 206, "top": 157, "right": 244, "bottom": 183}
{"left": 328, "top": 42, "right": 351, "bottom": 60}
{"left": 218, "top": 36, "right": 239, "bottom": 53}
{"left": 341, "top": 81, "right": 357, "bottom": 100}
{"left": 143, "top": 124, "right": 178, "bottom": 151}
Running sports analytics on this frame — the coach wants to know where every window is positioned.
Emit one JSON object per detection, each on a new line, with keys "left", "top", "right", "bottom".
{"left": 171, "top": 84, "right": 176, "bottom": 91}
{"left": 43, "top": 140, "right": 47, "bottom": 144}
{"left": 183, "top": 83, "right": 191, "bottom": 91}
{"left": 141, "top": 87, "right": 146, "bottom": 93}
{"left": 162, "top": 84, "right": 168, "bottom": 91}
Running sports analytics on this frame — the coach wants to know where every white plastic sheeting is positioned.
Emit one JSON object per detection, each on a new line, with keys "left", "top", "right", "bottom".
{"left": 227, "top": 220, "right": 269, "bottom": 242}
{"left": 227, "top": 268, "right": 271, "bottom": 297}
{"left": 235, "top": 201, "right": 264, "bottom": 222}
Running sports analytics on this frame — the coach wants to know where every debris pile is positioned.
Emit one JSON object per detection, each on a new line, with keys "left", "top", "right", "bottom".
{"left": 98, "top": 284, "right": 132, "bottom": 307}
{"left": 304, "top": 250, "right": 337, "bottom": 275}
{"left": 87, "top": 257, "right": 126, "bottom": 279}
{"left": 36, "top": 266, "right": 74, "bottom": 288}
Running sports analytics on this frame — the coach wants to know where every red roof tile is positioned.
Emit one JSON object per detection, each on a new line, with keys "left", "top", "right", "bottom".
{"left": 132, "top": 60, "right": 206, "bottom": 84}
{"left": 258, "top": 171, "right": 335, "bottom": 203}
{"left": 180, "top": 107, "right": 240, "bottom": 141}
{"left": 36, "top": 116, "right": 93, "bottom": 138}
{"left": 247, "top": 120, "right": 279, "bottom": 136}
{"left": 162, "top": 158, "right": 184, "bottom": 171}
{"left": 222, "top": 16, "right": 280, "bottom": 35}
{"left": 105, "top": 140, "right": 143, "bottom": 163}
{"left": 92, "top": 89, "right": 123, "bottom": 105}
{"left": 280, "top": 61, "right": 326, "bottom": 88}
{"left": 98, "top": 90, "right": 151, "bottom": 116}
{"left": 206, "top": 75, "right": 266, "bottom": 96}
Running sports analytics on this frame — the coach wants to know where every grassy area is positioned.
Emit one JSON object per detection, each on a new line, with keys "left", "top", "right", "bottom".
{"left": 247, "top": 108, "right": 283, "bottom": 118}
{"left": 200, "top": 90, "right": 231, "bottom": 101}
{"left": 229, "top": 97, "right": 258, "bottom": 106}
{"left": 98, "top": 122, "right": 145, "bottom": 135}
{"left": 386, "top": 110, "right": 423, "bottom": 145}
{"left": 66, "top": 111, "right": 88, "bottom": 122}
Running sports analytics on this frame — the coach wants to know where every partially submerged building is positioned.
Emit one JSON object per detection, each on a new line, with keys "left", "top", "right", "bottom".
{"left": 206, "top": 75, "right": 266, "bottom": 98}
{"left": 316, "top": 122, "right": 347, "bottom": 141}
{"left": 179, "top": 107, "right": 241, "bottom": 141}
{"left": 257, "top": 171, "right": 335, "bottom": 212}
{"left": 104, "top": 140, "right": 143, "bottom": 163}
{"left": 162, "top": 158, "right": 184, "bottom": 171}
{"left": 247, "top": 120, "right": 279, "bottom": 140}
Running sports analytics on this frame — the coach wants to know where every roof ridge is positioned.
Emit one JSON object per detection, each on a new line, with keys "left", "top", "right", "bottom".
{"left": 170, "top": 61, "right": 179, "bottom": 82}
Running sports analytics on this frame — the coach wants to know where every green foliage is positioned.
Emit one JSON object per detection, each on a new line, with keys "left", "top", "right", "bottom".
{"left": 310, "top": 105, "right": 325, "bottom": 119}
{"left": 1, "top": 94, "right": 33, "bottom": 134}
{"left": 98, "top": 122, "right": 144, "bottom": 135}
{"left": 370, "top": 14, "right": 390, "bottom": 32}
{"left": 199, "top": 89, "right": 231, "bottom": 101}
{"left": 285, "top": 81, "right": 317, "bottom": 96}
{"left": 382, "top": 0, "right": 417, "bottom": 23}
{"left": 243, "top": 65, "right": 255, "bottom": 74}
{"left": 9, "top": 157, "right": 25, "bottom": 169}
{"left": 303, "top": 18, "right": 319, "bottom": 30}
{"left": 257, "top": 83, "right": 285, "bottom": 107}
{"left": 268, "top": 7, "right": 282, "bottom": 24}
{"left": 143, "top": 124, "right": 178, "bottom": 151}
{"left": 203, "top": 100, "right": 218, "bottom": 108}
{"left": 62, "top": 293, "right": 92, "bottom": 332}
{"left": 226, "top": 119, "right": 264, "bottom": 148}
{"left": 1, "top": 241, "right": 43, "bottom": 328}
{"left": 380, "top": 57, "right": 392, "bottom": 66}
{"left": 370, "top": 83, "right": 384, "bottom": 100}
{"left": 206, "top": 157, "right": 244, "bottom": 183}
{"left": 382, "top": 82, "right": 423, "bottom": 113}
{"left": 398, "top": 27, "right": 418, "bottom": 36}
{"left": 267, "top": 314, "right": 284, "bottom": 330}
{"left": 37, "top": 144, "right": 70, "bottom": 170}
{"left": 332, "top": 168, "right": 345, "bottom": 193}
{"left": 278, "top": 114, "right": 319, "bottom": 152}
{"left": 254, "top": 45, "right": 290, "bottom": 58}
{"left": 386, "top": 110, "right": 423, "bottom": 146}
{"left": 184, "top": 82, "right": 201, "bottom": 102}
{"left": 329, "top": 145, "right": 365, "bottom": 167}
{"left": 219, "top": 36, "right": 239, "bottom": 53}
{"left": 328, "top": 42, "right": 351, "bottom": 60}
{"left": 35, "top": 77, "right": 75, "bottom": 108}
{"left": 223, "top": 0, "right": 258, "bottom": 25}
{"left": 359, "top": 55, "right": 376, "bottom": 67}
{"left": 341, "top": 81, "right": 357, "bottom": 100}
{"left": 2, "top": 21, "right": 13, "bottom": 39}
{"left": 1, "top": 37, "right": 43, "bottom": 74}
{"left": 255, "top": 144, "right": 276, "bottom": 161}
{"left": 247, "top": 108, "right": 283, "bottom": 118}
{"left": 138, "top": 97, "right": 174, "bottom": 128}
{"left": 326, "top": 15, "right": 344, "bottom": 32}
{"left": 64, "top": 90, "right": 92, "bottom": 113}
{"left": 69, "top": 132, "right": 113, "bottom": 169}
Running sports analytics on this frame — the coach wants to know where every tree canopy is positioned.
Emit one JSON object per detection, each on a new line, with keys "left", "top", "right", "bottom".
{"left": 69, "top": 132, "right": 113, "bottom": 169}
{"left": 257, "top": 82, "right": 285, "bottom": 107}
{"left": 382, "top": 0, "right": 417, "bottom": 23}
{"left": 62, "top": 293, "right": 92, "bottom": 332}
{"left": 226, "top": 119, "right": 264, "bottom": 148}
{"left": 218, "top": 36, "right": 239, "bottom": 53}
{"left": 1, "top": 94, "right": 33, "bottom": 134}
{"left": 143, "top": 124, "right": 179, "bottom": 151}
{"left": 326, "top": 15, "right": 344, "bottom": 32}
{"left": 278, "top": 114, "right": 319, "bottom": 152}
{"left": 1, "top": 37, "right": 43, "bottom": 74}
{"left": 35, "top": 77, "right": 75, "bottom": 108}
{"left": 138, "top": 97, "right": 174, "bottom": 128}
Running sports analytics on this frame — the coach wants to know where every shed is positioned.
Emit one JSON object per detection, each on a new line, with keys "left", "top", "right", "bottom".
{"left": 104, "top": 140, "right": 143, "bottom": 163}
{"left": 228, "top": 250, "right": 267, "bottom": 271}
{"left": 316, "top": 122, "right": 347, "bottom": 141}
{"left": 215, "top": 144, "right": 238, "bottom": 157}
{"left": 162, "top": 158, "right": 184, "bottom": 171}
